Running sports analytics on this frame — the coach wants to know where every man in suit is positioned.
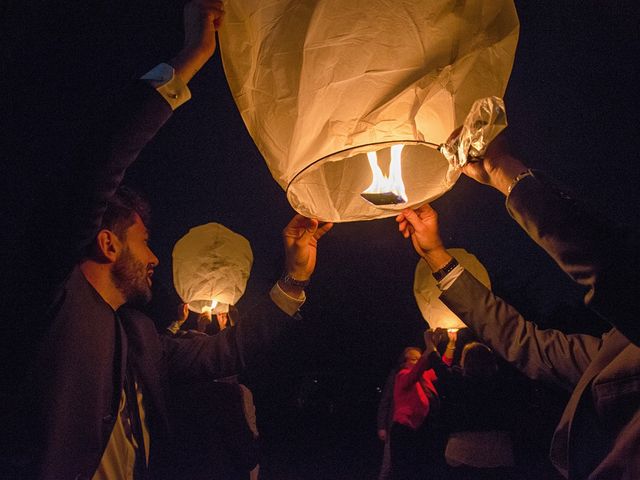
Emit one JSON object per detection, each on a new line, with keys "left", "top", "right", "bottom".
{"left": 396, "top": 135, "right": 639, "bottom": 479}
{"left": 2, "top": 1, "right": 333, "bottom": 478}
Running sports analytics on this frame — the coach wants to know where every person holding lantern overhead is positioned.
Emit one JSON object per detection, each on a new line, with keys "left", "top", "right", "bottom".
{"left": 396, "top": 132, "right": 640, "bottom": 479}
{"left": 389, "top": 331, "right": 451, "bottom": 480}
{"left": 1, "top": 1, "right": 333, "bottom": 479}
{"left": 423, "top": 330, "right": 517, "bottom": 479}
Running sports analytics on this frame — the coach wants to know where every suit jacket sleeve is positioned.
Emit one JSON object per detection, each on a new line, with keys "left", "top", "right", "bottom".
{"left": 24, "top": 82, "right": 174, "bottom": 296}
{"left": 505, "top": 172, "right": 640, "bottom": 345}
{"left": 441, "top": 270, "right": 602, "bottom": 391}
{"left": 160, "top": 297, "right": 298, "bottom": 381}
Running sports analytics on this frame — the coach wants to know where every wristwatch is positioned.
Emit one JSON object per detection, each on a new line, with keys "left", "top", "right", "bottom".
{"left": 432, "top": 257, "right": 459, "bottom": 282}
{"left": 280, "top": 272, "right": 310, "bottom": 288}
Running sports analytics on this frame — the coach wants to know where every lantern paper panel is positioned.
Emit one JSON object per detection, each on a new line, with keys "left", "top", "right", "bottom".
{"left": 219, "top": 0, "right": 519, "bottom": 222}
{"left": 172, "top": 223, "right": 253, "bottom": 314}
{"left": 414, "top": 248, "right": 491, "bottom": 330}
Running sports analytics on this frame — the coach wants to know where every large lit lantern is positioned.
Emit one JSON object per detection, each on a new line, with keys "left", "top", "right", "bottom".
{"left": 172, "top": 223, "right": 253, "bottom": 314}
{"left": 414, "top": 249, "right": 491, "bottom": 330}
{"left": 219, "top": 1, "right": 519, "bottom": 222}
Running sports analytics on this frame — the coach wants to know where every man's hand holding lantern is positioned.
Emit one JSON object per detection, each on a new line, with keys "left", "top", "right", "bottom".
{"left": 279, "top": 214, "right": 333, "bottom": 298}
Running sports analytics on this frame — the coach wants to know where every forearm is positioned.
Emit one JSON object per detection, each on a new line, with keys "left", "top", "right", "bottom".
{"left": 165, "top": 296, "right": 296, "bottom": 380}
{"left": 507, "top": 172, "right": 640, "bottom": 344}
{"left": 440, "top": 270, "right": 601, "bottom": 390}
{"left": 23, "top": 82, "right": 173, "bottom": 290}
{"left": 405, "top": 352, "right": 432, "bottom": 386}
{"left": 443, "top": 341, "right": 456, "bottom": 365}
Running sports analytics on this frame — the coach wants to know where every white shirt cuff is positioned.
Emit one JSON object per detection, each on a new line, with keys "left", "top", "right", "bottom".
{"left": 437, "top": 264, "right": 465, "bottom": 291}
{"left": 269, "top": 282, "right": 305, "bottom": 317}
{"left": 140, "top": 63, "right": 191, "bottom": 110}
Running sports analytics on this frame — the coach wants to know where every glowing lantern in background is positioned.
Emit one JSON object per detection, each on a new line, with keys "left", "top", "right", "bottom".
{"left": 172, "top": 223, "right": 253, "bottom": 314}
{"left": 414, "top": 248, "right": 491, "bottom": 330}
{"left": 219, "top": 0, "right": 519, "bottom": 222}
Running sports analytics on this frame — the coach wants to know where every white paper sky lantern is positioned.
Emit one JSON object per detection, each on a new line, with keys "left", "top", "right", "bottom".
{"left": 414, "top": 249, "right": 491, "bottom": 330}
{"left": 219, "top": 0, "right": 519, "bottom": 222}
{"left": 172, "top": 223, "right": 253, "bottom": 314}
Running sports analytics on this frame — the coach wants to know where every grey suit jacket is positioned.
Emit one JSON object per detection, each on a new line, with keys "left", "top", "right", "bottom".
{"left": 439, "top": 172, "right": 640, "bottom": 479}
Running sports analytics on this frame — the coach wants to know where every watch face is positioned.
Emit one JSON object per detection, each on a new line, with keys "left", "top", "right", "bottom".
{"left": 282, "top": 274, "right": 310, "bottom": 287}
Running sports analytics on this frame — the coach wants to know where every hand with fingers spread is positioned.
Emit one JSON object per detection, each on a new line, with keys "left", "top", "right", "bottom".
{"left": 280, "top": 214, "right": 333, "bottom": 297}
{"left": 395, "top": 204, "right": 452, "bottom": 271}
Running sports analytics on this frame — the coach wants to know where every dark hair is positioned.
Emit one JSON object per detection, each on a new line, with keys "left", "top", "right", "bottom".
{"left": 460, "top": 342, "right": 498, "bottom": 378}
{"left": 84, "top": 186, "right": 150, "bottom": 258}
{"left": 101, "top": 185, "right": 151, "bottom": 239}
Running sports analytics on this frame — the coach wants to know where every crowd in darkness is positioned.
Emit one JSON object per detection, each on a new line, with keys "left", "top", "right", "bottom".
{"left": 1, "top": 1, "right": 639, "bottom": 480}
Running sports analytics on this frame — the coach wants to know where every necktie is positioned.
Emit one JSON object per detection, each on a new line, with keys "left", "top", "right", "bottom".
{"left": 124, "top": 356, "right": 148, "bottom": 479}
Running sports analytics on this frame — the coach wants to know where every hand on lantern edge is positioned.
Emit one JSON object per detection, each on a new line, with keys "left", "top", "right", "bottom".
{"left": 452, "top": 130, "right": 529, "bottom": 196}
{"left": 424, "top": 329, "right": 438, "bottom": 353}
{"left": 171, "top": 0, "right": 226, "bottom": 84}
{"left": 396, "top": 204, "right": 451, "bottom": 271}
{"left": 282, "top": 214, "right": 333, "bottom": 286}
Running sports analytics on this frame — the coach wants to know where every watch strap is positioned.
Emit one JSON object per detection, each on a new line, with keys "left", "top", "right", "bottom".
{"left": 280, "top": 272, "right": 310, "bottom": 288}
{"left": 432, "top": 257, "right": 459, "bottom": 282}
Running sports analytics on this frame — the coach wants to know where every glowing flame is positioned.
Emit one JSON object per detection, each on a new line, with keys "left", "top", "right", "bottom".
{"left": 447, "top": 328, "right": 459, "bottom": 333}
{"left": 202, "top": 298, "right": 219, "bottom": 313}
{"left": 362, "top": 144, "right": 407, "bottom": 201}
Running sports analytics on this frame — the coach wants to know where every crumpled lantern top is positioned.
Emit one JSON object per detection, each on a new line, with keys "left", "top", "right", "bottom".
{"left": 172, "top": 223, "right": 253, "bottom": 314}
{"left": 414, "top": 249, "right": 491, "bottom": 330}
{"left": 220, "top": 0, "right": 519, "bottom": 222}
{"left": 440, "top": 96, "right": 508, "bottom": 168}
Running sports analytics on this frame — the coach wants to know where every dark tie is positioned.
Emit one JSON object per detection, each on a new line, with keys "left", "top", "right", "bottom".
{"left": 124, "top": 357, "right": 148, "bottom": 479}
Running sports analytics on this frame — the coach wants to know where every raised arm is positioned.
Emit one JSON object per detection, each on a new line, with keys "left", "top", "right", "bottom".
{"left": 441, "top": 270, "right": 602, "bottom": 391}
{"left": 397, "top": 201, "right": 603, "bottom": 390}
{"left": 462, "top": 134, "right": 640, "bottom": 345}
{"left": 25, "top": 0, "right": 225, "bottom": 291}
{"left": 163, "top": 213, "right": 333, "bottom": 379}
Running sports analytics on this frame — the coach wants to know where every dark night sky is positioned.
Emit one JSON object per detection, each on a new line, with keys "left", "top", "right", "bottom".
{"left": 2, "top": 0, "right": 639, "bottom": 407}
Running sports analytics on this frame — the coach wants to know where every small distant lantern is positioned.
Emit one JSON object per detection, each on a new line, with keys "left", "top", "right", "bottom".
{"left": 219, "top": 0, "right": 519, "bottom": 222}
{"left": 172, "top": 223, "right": 253, "bottom": 314}
{"left": 414, "top": 249, "right": 491, "bottom": 330}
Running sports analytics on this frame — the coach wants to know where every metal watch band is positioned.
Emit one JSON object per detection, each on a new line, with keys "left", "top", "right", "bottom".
{"left": 280, "top": 273, "right": 310, "bottom": 288}
{"left": 432, "top": 257, "right": 459, "bottom": 282}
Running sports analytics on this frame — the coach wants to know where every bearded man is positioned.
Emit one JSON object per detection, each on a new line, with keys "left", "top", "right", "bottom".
{"left": 1, "top": 2, "right": 333, "bottom": 479}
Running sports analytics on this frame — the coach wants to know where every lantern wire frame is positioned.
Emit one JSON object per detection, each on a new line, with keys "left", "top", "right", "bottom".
{"left": 286, "top": 140, "right": 457, "bottom": 221}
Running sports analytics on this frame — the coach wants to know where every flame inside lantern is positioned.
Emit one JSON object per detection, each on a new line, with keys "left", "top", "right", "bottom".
{"left": 201, "top": 298, "right": 219, "bottom": 314}
{"left": 361, "top": 145, "right": 408, "bottom": 205}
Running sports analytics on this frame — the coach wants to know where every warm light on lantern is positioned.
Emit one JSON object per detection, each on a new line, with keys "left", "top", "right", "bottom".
{"left": 172, "top": 223, "right": 253, "bottom": 315}
{"left": 414, "top": 248, "right": 491, "bottom": 330}
{"left": 201, "top": 298, "right": 219, "bottom": 314}
{"left": 219, "top": 0, "right": 519, "bottom": 222}
{"left": 361, "top": 145, "right": 407, "bottom": 205}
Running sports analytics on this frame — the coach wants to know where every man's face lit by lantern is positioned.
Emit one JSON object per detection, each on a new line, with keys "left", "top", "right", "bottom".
{"left": 111, "top": 213, "right": 159, "bottom": 306}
